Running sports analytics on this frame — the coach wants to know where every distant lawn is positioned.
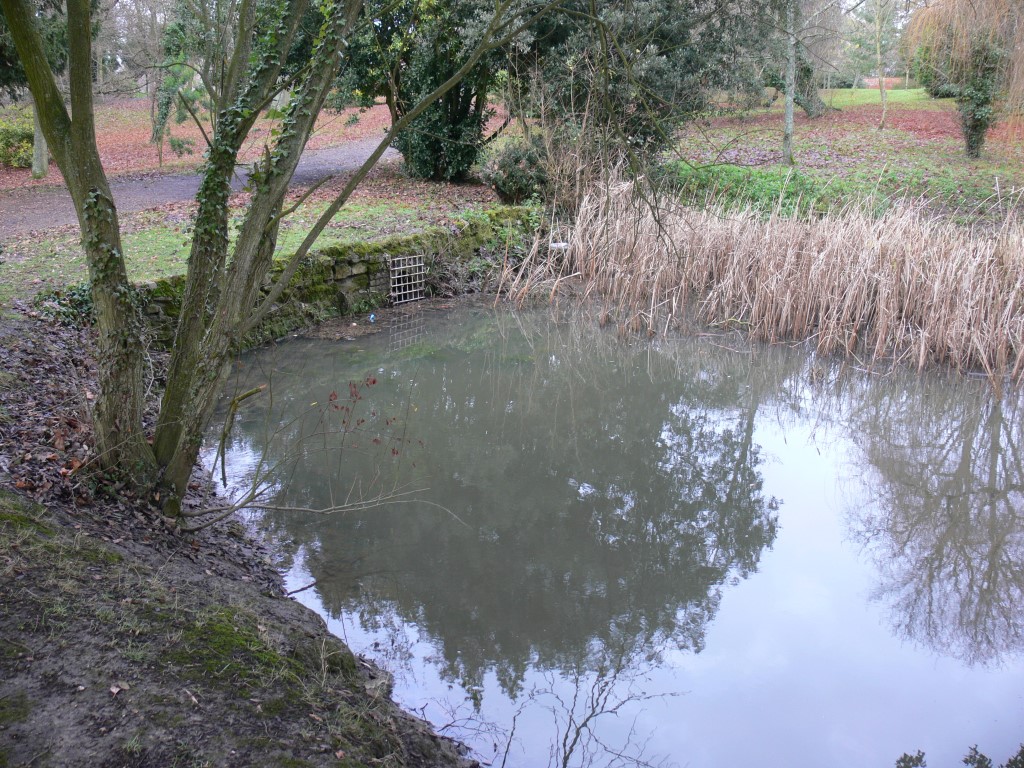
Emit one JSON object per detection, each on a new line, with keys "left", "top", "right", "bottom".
{"left": 670, "top": 88, "right": 1024, "bottom": 220}
{"left": 820, "top": 87, "right": 945, "bottom": 110}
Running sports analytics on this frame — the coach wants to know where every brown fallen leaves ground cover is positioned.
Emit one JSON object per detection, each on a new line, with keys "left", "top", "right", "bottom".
{"left": 676, "top": 90, "right": 1024, "bottom": 218}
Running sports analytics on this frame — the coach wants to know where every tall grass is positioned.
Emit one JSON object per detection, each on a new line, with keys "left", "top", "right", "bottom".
{"left": 503, "top": 181, "right": 1024, "bottom": 383}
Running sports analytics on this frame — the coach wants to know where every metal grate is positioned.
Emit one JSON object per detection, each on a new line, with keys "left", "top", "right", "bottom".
{"left": 389, "top": 254, "right": 426, "bottom": 305}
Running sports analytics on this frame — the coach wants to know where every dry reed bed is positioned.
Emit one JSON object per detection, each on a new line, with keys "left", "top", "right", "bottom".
{"left": 512, "top": 181, "right": 1024, "bottom": 381}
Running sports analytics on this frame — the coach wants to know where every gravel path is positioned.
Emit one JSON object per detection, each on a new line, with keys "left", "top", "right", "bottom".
{"left": 0, "top": 138, "right": 397, "bottom": 238}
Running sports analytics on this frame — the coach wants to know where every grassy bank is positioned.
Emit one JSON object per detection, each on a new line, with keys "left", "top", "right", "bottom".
{"left": 0, "top": 165, "right": 504, "bottom": 309}
{"left": 0, "top": 485, "right": 473, "bottom": 767}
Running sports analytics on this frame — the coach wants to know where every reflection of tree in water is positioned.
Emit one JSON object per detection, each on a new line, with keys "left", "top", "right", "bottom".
{"left": 842, "top": 372, "right": 1024, "bottom": 664}
{"left": 231, "top": 309, "right": 783, "bottom": 698}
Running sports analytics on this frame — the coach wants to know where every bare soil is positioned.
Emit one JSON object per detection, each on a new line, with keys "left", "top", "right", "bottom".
{"left": 0, "top": 306, "right": 478, "bottom": 768}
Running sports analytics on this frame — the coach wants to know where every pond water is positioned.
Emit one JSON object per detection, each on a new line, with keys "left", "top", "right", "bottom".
{"left": 212, "top": 304, "right": 1024, "bottom": 768}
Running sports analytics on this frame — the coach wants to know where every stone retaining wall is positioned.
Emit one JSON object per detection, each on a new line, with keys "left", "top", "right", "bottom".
{"left": 137, "top": 206, "right": 533, "bottom": 349}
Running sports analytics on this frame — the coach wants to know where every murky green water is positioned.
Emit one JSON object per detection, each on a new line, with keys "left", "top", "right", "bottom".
{"left": 213, "top": 304, "right": 1024, "bottom": 768}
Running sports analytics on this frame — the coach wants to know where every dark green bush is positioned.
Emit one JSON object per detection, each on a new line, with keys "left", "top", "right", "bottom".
{"left": 0, "top": 108, "right": 33, "bottom": 168}
{"left": 481, "top": 138, "right": 548, "bottom": 203}
{"left": 394, "top": 97, "right": 489, "bottom": 182}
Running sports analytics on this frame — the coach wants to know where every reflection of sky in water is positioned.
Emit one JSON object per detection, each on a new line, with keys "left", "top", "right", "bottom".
{"left": 218, "top": 307, "right": 1024, "bottom": 768}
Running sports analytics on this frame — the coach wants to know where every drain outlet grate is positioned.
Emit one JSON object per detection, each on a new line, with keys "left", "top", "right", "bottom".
{"left": 389, "top": 254, "right": 426, "bottom": 305}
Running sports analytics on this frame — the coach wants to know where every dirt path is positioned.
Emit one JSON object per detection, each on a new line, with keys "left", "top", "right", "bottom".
{"left": 0, "top": 138, "right": 398, "bottom": 238}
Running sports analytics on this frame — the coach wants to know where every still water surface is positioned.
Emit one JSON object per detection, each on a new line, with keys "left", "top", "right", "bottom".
{"left": 214, "top": 305, "right": 1024, "bottom": 767}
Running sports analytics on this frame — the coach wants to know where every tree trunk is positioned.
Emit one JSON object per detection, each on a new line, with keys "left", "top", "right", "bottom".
{"left": 783, "top": 0, "right": 797, "bottom": 165}
{"left": 154, "top": 0, "right": 341, "bottom": 516}
{"left": 876, "top": 0, "right": 888, "bottom": 130}
{"left": 31, "top": 101, "right": 48, "bottom": 179}
{"left": 795, "top": 64, "right": 829, "bottom": 119}
{"left": 1, "top": 0, "right": 156, "bottom": 478}
{"left": 791, "top": 48, "right": 833, "bottom": 120}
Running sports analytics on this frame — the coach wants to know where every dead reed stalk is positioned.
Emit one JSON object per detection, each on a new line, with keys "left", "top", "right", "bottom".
{"left": 516, "top": 181, "right": 1024, "bottom": 382}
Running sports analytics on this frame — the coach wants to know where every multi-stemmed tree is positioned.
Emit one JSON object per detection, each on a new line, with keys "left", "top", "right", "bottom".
{"left": 0, "top": 0, "right": 559, "bottom": 524}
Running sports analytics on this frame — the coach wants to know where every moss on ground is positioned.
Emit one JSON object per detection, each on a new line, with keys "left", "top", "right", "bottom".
{"left": 166, "top": 606, "right": 305, "bottom": 687}
{"left": 0, "top": 690, "right": 31, "bottom": 725}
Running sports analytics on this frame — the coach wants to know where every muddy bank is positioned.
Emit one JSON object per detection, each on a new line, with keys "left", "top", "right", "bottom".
{"left": 0, "top": 307, "right": 477, "bottom": 768}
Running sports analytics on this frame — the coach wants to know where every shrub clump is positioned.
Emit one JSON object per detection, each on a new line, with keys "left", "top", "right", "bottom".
{"left": 0, "top": 108, "right": 33, "bottom": 168}
{"left": 481, "top": 137, "right": 548, "bottom": 203}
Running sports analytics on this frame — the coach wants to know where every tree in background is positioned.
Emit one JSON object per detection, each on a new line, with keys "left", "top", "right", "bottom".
{"left": 844, "top": 0, "right": 901, "bottom": 87}
{"left": 770, "top": 0, "right": 846, "bottom": 163}
{"left": 93, "top": 0, "right": 175, "bottom": 103}
{"left": 498, "top": 0, "right": 765, "bottom": 207}
{"left": 908, "top": 0, "right": 1024, "bottom": 158}
{"left": 844, "top": 0, "right": 900, "bottom": 127}
{"left": 340, "top": 0, "right": 504, "bottom": 181}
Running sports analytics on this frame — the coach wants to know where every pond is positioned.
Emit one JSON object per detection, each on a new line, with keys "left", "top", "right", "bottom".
{"left": 212, "top": 303, "right": 1024, "bottom": 768}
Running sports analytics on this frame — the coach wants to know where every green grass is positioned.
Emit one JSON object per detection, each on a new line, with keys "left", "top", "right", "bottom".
{"left": 166, "top": 606, "right": 304, "bottom": 687}
{"left": 660, "top": 162, "right": 848, "bottom": 217}
{"left": 819, "top": 86, "right": 945, "bottom": 110}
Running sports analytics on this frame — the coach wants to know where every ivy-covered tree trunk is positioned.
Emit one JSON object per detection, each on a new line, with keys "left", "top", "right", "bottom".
{"left": 2, "top": 0, "right": 156, "bottom": 476}
{"left": 4, "top": 0, "right": 549, "bottom": 525}
{"left": 764, "top": 57, "right": 831, "bottom": 120}
{"left": 794, "top": 60, "right": 829, "bottom": 119}
{"left": 956, "top": 39, "right": 1002, "bottom": 159}
{"left": 907, "top": 0, "right": 1021, "bottom": 160}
